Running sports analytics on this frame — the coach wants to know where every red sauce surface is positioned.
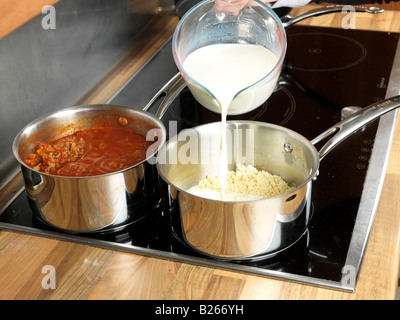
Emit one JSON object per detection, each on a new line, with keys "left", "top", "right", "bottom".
{"left": 25, "top": 126, "right": 153, "bottom": 177}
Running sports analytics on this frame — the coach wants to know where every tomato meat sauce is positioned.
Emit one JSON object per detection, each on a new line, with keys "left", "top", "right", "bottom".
{"left": 25, "top": 124, "right": 153, "bottom": 177}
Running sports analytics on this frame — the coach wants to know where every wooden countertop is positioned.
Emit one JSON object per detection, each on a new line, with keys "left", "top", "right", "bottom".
{"left": 2, "top": 5, "right": 400, "bottom": 300}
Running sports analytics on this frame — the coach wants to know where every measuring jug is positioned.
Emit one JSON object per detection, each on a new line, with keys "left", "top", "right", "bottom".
{"left": 172, "top": 0, "right": 287, "bottom": 115}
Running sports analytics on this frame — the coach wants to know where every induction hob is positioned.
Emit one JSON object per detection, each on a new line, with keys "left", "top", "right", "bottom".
{"left": 1, "top": 25, "right": 400, "bottom": 291}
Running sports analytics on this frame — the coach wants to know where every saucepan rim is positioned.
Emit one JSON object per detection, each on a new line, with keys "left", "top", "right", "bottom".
{"left": 12, "top": 104, "right": 167, "bottom": 179}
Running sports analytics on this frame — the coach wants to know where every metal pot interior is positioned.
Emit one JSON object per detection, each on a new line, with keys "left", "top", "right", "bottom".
{"left": 157, "top": 120, "right": 319, "bottom": 197}
{"left": 13, "top": 104, "right": 166, "bottom": 172}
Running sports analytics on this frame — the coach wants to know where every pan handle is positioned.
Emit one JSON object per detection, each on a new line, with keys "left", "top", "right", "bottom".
{"left": 142, "top": 72, "right": 187, "bottom": 119}
{"left": 281, "top": 5, "right": 383, "bottom": 28}
{"left": 311, "top": 95, "right": 400, "bottom": 161}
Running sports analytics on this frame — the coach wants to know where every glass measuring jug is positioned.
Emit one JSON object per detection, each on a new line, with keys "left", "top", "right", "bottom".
{"left": 172, "top": 0, "right": 287, "bottom": 115}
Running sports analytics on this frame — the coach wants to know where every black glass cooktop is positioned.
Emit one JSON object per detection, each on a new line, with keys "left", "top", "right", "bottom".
{"left": 1, "top": 25, "right": 399, "bottom": 291}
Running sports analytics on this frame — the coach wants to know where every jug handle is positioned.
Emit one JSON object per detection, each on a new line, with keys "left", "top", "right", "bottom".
{"left": 311, "top": 95, "right": 400, "bottom": 161}
{"left": 142, "top": 72, "right": 187, "bottom": 119}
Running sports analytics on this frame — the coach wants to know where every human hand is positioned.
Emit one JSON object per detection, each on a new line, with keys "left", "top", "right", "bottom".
{"left": 214, "top": 0, "right": 276, "bottom": 15}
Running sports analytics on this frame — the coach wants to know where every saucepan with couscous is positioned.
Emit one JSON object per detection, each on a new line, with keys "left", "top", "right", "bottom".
{"left": 157, "top": 95, "right": 400, "bottom": 260}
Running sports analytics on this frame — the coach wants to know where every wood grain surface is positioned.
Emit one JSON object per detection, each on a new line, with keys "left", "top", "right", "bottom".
{"left": 1, "top": 4, "right": 400, "bottom": 300}
{"left": 0, "top": 0, "right": 59, "bottom": 40}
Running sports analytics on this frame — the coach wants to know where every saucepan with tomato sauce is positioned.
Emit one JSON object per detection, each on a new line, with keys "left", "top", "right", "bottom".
{"left": 13, "top": 104, "right": 166, "bottom": 233}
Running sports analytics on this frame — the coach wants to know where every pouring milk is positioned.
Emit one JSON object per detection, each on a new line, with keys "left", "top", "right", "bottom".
{"left": 183, "top": 43, "right": 278, "bottom": 200}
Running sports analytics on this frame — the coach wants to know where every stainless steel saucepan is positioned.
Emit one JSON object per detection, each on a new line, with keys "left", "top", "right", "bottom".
{"left": 12, "top": 74, "right": 186, "bottom": 233}
{"left": 156, "top": 95, "right": 400, "bottom": 260}
{"left": 12, "top": 105, "right": 165, "bottom": 233}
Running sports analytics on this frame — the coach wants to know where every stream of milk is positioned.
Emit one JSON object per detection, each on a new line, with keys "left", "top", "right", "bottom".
{"left": 183, "top": 43, "right": 278, "bottom": 200}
